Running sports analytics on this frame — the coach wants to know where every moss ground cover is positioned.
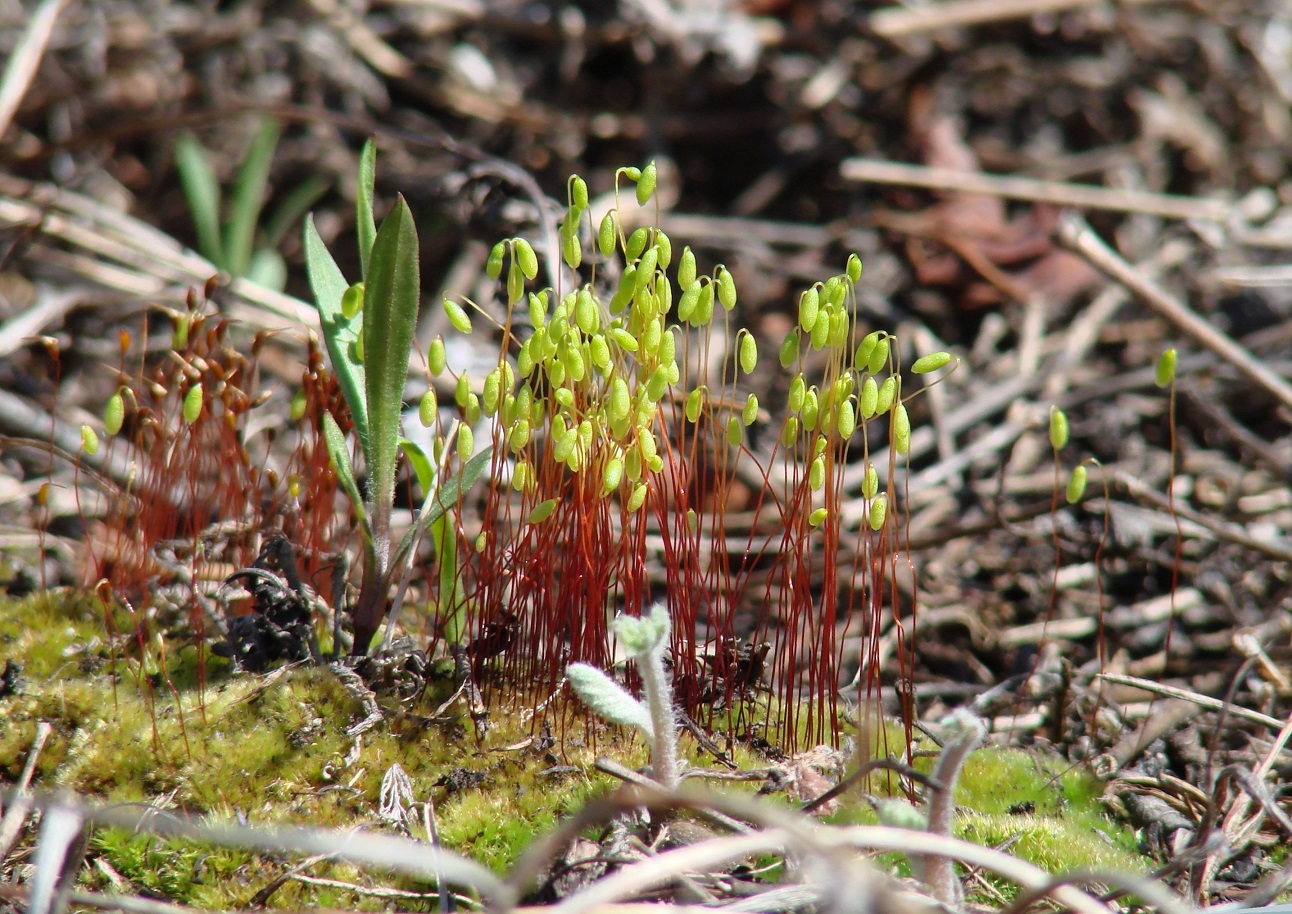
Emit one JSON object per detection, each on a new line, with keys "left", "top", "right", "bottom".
{"left": 2, "top": 590, "right": 1150, "bottom": 909}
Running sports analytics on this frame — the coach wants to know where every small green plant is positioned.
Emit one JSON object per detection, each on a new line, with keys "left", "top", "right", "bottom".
{"left": 175, "top": 116, "right": 327, "bottom": 290}
{"left": 567, "top": 603, "right": 680, "bottom": 789}
{"left": 303, "top": 139, "right": 490, "bottom": 656}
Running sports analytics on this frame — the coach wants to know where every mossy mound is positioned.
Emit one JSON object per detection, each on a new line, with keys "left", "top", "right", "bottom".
{"left": 1, "top": 590, "right": 1150, "bottom": 909}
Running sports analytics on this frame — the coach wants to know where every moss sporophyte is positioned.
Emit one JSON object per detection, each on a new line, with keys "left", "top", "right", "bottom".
{"left": 85, "top": 143, "right": 955, "bottom": 751}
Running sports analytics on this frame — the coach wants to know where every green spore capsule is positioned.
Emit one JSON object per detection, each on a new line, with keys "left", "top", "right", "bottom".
{"left": 780, "top": 415, "right": 799, "bottom": 448}
{"left": 646, "top": 365, "right": 670, "bottom": 402}
{"left": 512, "top": 460, "right": 532, "bottom": 492}
{"left": 824, "top": 276, "right": 845, "bottom": 309}
{"left": 846, "top": 253, "right": 863, "bottom": 284}
{"left": 517, "top": 341, "right": 535, "bottom": 378}
{"left": 576, "top": 288, "right": 598, "bottom": 335}
{"left": 510, "top": 419, "right": 531, "bottom": 452}
{"left": 829, "top": 309, "right": 849, "bottom": 348}
{"left": 457, "top": 424, "right": 474, "bottom": 460}
{"left": 507, "top": 259, "right": 524, "bottom": 305}
{"left": 912, "top": 351, "right": 952, "bottom": 374}
{"left": 1067, "top": 464, "right": 1089, "bottom": 504}
{"left": 1155, "top": 347, "right": 1177, "bottom": 388}
{"left": 862, "top": 463, "right": 879, "bottom": 499}
{"left": 483, "top": 368, "right": 501, "bottom": 416}
{"left": 638, "top": 245, "right": 659, "bottom": 285}
{"left": 636, "top": 160, "right": 657, "bottom": 205}
{"left": 486, "top": 242, "right": 505, "bottom": 279}
{"left": 455, "top": 372, "right": 472, "bottom": 409}
{"left": 105, "top": 390, "right": 125, "bottom": 435}
{"left": 624, "top": 227, "right": 650, "bottom": 262}
{"left": 801, "top": 388, "right": 819, "bottom": 431}
{"left": 528, "top": 292, "right": 548, "bottom": 329}
{"left": 341, "top": 282, "right": 364, "bottom": 320}
{"left": 868, "top": 494, "right": 887, "bottom": 532}
{"left": 779, "top": 331, "right": 801, "bottom": 369}
{"left": 809, "top": 455, "right": 826, "bottom": 491}
{"left": 875, "top": 376, "right": 897, "bottom": 415}
{"left": 183, "top": 383, "right": 203, "bottom": 424}
{"left": 444, "top": 296, "right": 473, "bottom": 334}
{"left": 428, "top": 336, "right": 447, "bottom": 375}
{"left": 679, "top": 247, "right": 697, "bottom": 288}
{"left": 893, "top": 403, "right": 911, "bottom": 454}
{"left": 837, "top": 399, "right": 856, "bottom": 438}
{"left": 591, "top": 334, "right": 613, "bottom": 371}
{"left": 563, "top": 344, "right": 586, "bottom": 382}
{"left": 290, "top": 388, "right": 307, "bottom": 423}
{"left": 866, "top": 334, "right": 890, "bottom": 375}
{"left": 627, "top": 482, "right": 648, "bottom": 513}
{"left": 716, "top": 267, "right": 737, "bottom": 310}
{"left": 660, "top": 327, "right": 677, "bottom": 363}
{"left": 638, "top": 428, "right": 657, "bottom": 462}
{"left": 676, "top": 280, "right": 701, "bottom": 323}
{"left": 604, "top": 263, "right": 632, "bottom": 313}
{"left": 602, "top": 457, "right": 624, "bottom": 495}
{"left": 855, "top": 331, "right": 881, "bottom": 372}
{"left": 743, "top": 393, "right": 759, "bottom": 426}
{"left": 726, "top": 415, "right": 743, "bottom": 447}
{"left": 562, "top": 232, "right": 582, "bottom": 269}
{"left": 1049, "top": 406, "right": 1069, "bottom": 451}
{"left": 571, "top": 175, "right": 589, "bottom": 210}
{"left": 609, "top": 377, "right": 631, "bottom": 425}
{"left": 860, "top": 377, "right": 878, "bottom": 419}
{"left": 809, "top": 310, "right": 831, "bottom": 350}
{"left": 685, "top": 386, "right": 704, "bottom": 423}
{"left": 809, "top": 507, "right": 829, "bottom": 527}
{"left": 419, "top": 388, "right": 438, "bottom": 427}
{"left": 789, "top": 375, "right": 806, "bottom": 412}
{"left": 172, "top": 314, "right": 190, "bottom": 349}
{"left": 655, "top": 231, "right": 672, "bottom": 269}
{"left": 81, "top": 424, "right": 99, "bottom": 455}
{"left": 798, "top": 287, "right": 819, "bottom": 333}
{"left": 694, "top": 281, "right": 715, "bottom": 326}
{"left": 598, "top": 211, "right": 617, "bottom": 257}
{"left": 642, "top": 319, "right": 664, "bottom": 356}
{"left": 739, "top": 332, "right": 758, "bottom": 374}
{"left": 528, "top": 498, "right": 558, "bottom": 524}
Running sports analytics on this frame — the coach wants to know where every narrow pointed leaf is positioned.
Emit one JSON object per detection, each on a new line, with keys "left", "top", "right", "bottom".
{"left": 391, "top": 447, "right": 491, "bottom": 573}
{"left": 223, "top": 116, "right": 281, "bottom": 278}
{"left": 322, "top": 411, "right": 372, "bottom": 548}
{"left": 399, "top": 437, "right": 436, "bottom": 493}
{"left": 305, "top": 214, "right": 368, "bottom": 446}
{"left": 174, "top": 133, "right": 225, "bottom": 268}
{"left": 357, "top": 137, "right": 378, "bottom": 279}
{"left": 363, "top": 195, "right": 420, "bottom": 545}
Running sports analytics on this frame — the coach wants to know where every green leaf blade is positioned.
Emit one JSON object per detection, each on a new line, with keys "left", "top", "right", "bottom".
{"left": 357, "top": 138, "right": 378, "bottom": 280}
{"left": 174, "top": 133, "right": 225, "bottom": 269}
{"left": 322, "top": 411, "right": 372, "bottom": 549}
{"left": 224, "top": 116, "right": 281, "bottom": 278}
{"left": 304, "top": 214, "right": 368, "bottom": 446}
{"left": 362, "top": 195, "right": 421, "bottom": 544}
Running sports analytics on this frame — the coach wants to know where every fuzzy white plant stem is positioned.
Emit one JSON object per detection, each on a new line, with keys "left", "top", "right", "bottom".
{"left": 567, "top": 603, "right": 680, "bottom": 791}
{"left": 635, "top": 615, "right": 679, "bottom": 790}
